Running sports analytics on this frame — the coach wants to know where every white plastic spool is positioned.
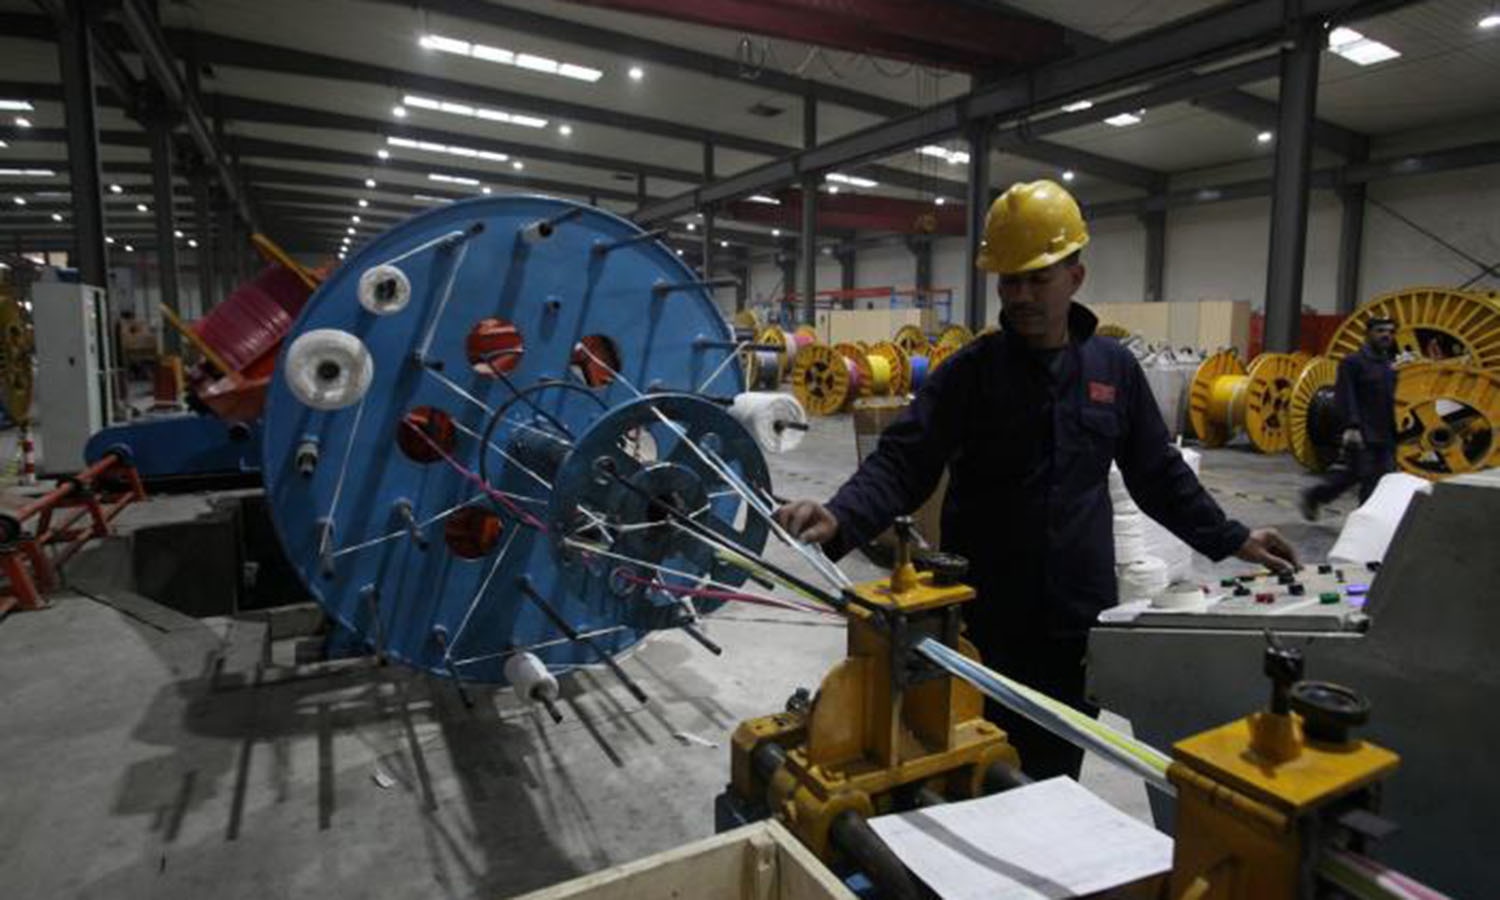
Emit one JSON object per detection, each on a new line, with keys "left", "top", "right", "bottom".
{"left": 729, "top": 392, "right": 808, "bottom": 454}
{"left": 357, "top": 264, "right": 412, "bottom": 315}
{"left": 1152, "top": 579, "right": 1207, "bottom": 610}
{"left": 1117, "top": 556, "right": 1169, "bottom": 603}
{"left": 504, "top": 651, "right": 559, "bottom": 704}
{"left": 285, "top": 328, "right": 375, "bottom": 411}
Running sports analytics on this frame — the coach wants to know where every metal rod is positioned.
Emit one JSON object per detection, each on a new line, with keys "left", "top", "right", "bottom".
{"left": 692, "top": 340, "right": 786, "bottom": 352}
{"left": 916, "top": 637, "right": 1176, "bottom": 795}
{"left": 653, "top": 276, "right": 740, "bottom": 296}
{"left": 393, "top": 499, "right": 428, "bottom": 550}
{"left": 517, "top": 577, "right": 649, "bottom": 704}
{"left": 592, "top": 227, "right": 669, "bottom": 254}
{"left": 679, "top": 620, "right": 723, "bottom": 656}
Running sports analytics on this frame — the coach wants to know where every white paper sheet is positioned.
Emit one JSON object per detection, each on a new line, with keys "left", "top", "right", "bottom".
{"left": 868, "top": 777, "right": 1173, "bottom": 900}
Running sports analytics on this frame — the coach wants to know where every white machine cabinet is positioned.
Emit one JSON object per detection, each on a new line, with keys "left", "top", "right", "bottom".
{"left": 32, "top": 280, "right": 114, "bottom": 474}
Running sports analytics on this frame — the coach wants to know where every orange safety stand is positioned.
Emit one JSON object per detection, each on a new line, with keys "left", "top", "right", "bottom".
{"left": 0, "top": 452, "right": 147, "bottom": 616}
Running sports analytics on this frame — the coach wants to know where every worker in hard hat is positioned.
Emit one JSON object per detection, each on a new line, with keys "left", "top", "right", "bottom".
{"left": 1299, "top": 317, "right": 1398, "bottom": 519}
{"left": 775, "top": 180, "right": 1297, "bottom": 781}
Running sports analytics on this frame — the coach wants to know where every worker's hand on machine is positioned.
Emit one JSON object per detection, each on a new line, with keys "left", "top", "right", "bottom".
{"left": 1341, "top": 428, "right": 1365, "bottom": 449}
{"left": 1234, "top": 527, "right": 1300, "bottom": 575}
{"left": 774, "top": 500, "right": 839, "bottom": 545}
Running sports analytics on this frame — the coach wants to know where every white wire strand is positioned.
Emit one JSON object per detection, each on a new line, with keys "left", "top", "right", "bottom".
{"left": 445, "top": 526, "right": 521, "bottom": 658}
{"left": 415, "top": 238, "right": 471, "bottom": 360}
{"left": 373, "top": 228, "right": 467, "bottom": 269}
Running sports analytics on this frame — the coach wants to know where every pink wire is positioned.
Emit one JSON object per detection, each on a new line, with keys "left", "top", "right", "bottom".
{"left": 404, "top": 423, "right": 549, "bottom": 532}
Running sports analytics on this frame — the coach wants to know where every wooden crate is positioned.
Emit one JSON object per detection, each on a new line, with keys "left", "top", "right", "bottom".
{"left": 515, "top": 821, "right": 856, "bottom": 900}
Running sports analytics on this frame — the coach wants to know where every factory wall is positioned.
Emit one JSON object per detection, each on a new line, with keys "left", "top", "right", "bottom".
{"left": 743, "top": 161, "right": 1500, "bottom": 327}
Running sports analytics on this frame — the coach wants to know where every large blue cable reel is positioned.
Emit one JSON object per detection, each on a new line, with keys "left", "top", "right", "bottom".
{"left": 261, "top": 196, "right": 772, "bottom": 684}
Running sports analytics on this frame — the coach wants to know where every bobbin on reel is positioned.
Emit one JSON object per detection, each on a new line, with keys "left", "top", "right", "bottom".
{"left": 1288, "top": 355, "right": 1341, "bottom": 472}
{"left": 1187, "top": 350, "right": 1305, "bottom": 453}
{"left": 262, "top": 196, "right": 771, "bottom": 684}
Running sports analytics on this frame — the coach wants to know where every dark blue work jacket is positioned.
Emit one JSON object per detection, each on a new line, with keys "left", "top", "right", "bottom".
{"left": 1334, "top": 346, "right": 1397, "bottom": 446}
{"left": 824, "top": 304, "right": 1248, "bottom": 642}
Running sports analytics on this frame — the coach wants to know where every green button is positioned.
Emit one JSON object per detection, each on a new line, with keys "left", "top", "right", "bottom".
{"left": 1319, "top": 592, "right": 1341, "bottom": 605}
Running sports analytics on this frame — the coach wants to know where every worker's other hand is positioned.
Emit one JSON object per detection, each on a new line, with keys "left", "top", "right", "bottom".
{"left": 1341, "top": 428, "right": 1364, "bottom": 449}
{"left": 1235, "top": 527, "right": 1300, "bottom": 575}
{"left": 774, "top": 501, "right": 839, "bottom": 545}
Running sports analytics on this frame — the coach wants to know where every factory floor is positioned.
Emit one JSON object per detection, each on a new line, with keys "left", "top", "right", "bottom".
{"left": 0, "top": 416, "right": 1345, "bottom": 900}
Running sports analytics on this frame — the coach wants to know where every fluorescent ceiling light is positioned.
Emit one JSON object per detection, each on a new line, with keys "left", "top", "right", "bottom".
{"left": 1060, "top": 170, "right": 1075, "bottom": 182}
{"left": 392, "top": 106, "right": 407, "bottom": 118}
{"left": 188, "top": 239, "right": 198, "bottom": 248}
{"left": 11, "top": 196, "right": 23, "bottom": 205}
{"left": 771, "top": 228, "right": 781, "bottom": 236}
{"left": 481, "top": 186, "right": 491, "bottom": 194}
{"left": 109, "top": 184, "right": 123, "bottom": 194}
{"left": 124, "top": 244, "right": 134, "bottom": 252}
{"left": 1104, "top": 111, "right": 1143, "bottom": 127}
{"left": 347, "top": 227, "right": 356, "bottom": 234}
{"left": 105, "top": 236, "right": 114, "bottom": 244}
{"left": 418, "top": 33, "right": 602, "bottom": 82}
{"left": 827, "top": 185, "right": 840, "bottom": 194}
{"left": 13, "top": 117, "right": 30, "bottom": 128}
{"left": 51, "top": 212, "right": 62, "bottom": 222}
{"left": 0, "top": 100, "right": 32, "bottom": 111}
{"left": 686, "top": 223, "right": 696, "bottom": 232}
{"left": 135, "top": 203, "right": 148, "bottom": 212}
{"left": 388, "top": 135, "right": 508, "bottom": 163}
{"left": 403, "top": 94, "right": 547, "bottom": 129}
{"left": 1327, "top": 27, "right": 1400, "bottom": 65}
{"left": 628, "top": 66, "right": 644, "bottom": 81}
{"left": 0, "top": 141, "right": 6, "bottom": 148}
{"left": 934, "top": 197, "right": 946, "bottom": 205}
{"left": 350, "top": 215, "right": 361, "bottom": 223}
{"left": 1257, "top": 130, "right": 1274, "bottom": 144}
{"left": 1060, "top": 100, "right": 1094, "bottom": 113}
{"left": 0, "top": 168, "right": 54, "bottom": 176}
{"left": 412, "top": 194, "right": 454, "bottom": 203}
{"left": 826, "top": 172, "right": 877, "bottom": 188}
{"left": 429, "top": 172, "right": 480, "bottom": 185}
{"left": 918, "top": 145, "right": 970, "bottom": 165}
{"left": 364, "top": 178, "right": 377, "bottom": 188}
{"left": 377, "top": 149, "right": 390, "bottom": 159}
{"left": 174, "top": 229, "right": 184, "bottom": 238}
{"left": 358, "top": 199, "right": 369, "bottom": 208}
{"left": 511, "top": 160, "right": 524, "bottom": 170}
{"left": 558, "top": 124, "right": 572, "bottom": 136}
{"left": 1481, "top": 14, "right": 1500, "bottom": 29}
{"left": 719, "top": 240, "right": 729, "bottom": 248}
{"left": 747, "top": 194, "right": 781, "bottom": 205}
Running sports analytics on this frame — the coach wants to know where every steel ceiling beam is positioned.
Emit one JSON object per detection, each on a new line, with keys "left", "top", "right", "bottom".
{"left": 637, "top": 0, "right": 1415, "bottom": 223}
{"left": 353, "top": 0, "right": 910, "bottom": 118}
{"left": 994, "top": 137, "right": 1164, "bottom": 190}
{"left": 1191, "top": 91, "right": 1370, "bottom": 159}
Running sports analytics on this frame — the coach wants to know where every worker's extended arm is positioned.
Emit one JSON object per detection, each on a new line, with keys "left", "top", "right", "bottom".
{"left": 815, "top": 346, "right": 973, "bottom": 560}
{"left": 1115, "top": 356, "right": 1249, "bottom": 561}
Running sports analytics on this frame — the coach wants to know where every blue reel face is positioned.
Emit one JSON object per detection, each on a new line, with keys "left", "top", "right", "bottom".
{"left": 261, "top": 196, "right": 764, "bottom": 682}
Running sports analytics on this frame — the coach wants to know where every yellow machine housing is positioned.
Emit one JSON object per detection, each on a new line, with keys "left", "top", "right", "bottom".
{"left": 730, "top": 535, "right": 1015, "bottom": 861}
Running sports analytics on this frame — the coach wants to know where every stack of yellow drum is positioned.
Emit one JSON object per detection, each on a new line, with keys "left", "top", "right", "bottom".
{"left": 790, "top": 321, "right": 979, "bottom": 416}
{"left": 1289, "top": 286, "right": 1500, "bottom": 480}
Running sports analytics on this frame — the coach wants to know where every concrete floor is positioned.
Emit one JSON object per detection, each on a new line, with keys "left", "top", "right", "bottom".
{"left": 0, "top": 413, "right": 1348, "bottom": 899}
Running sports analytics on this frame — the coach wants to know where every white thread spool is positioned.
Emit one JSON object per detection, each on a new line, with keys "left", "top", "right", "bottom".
{"left": 729, "top": 392, "right": 808, "bottom": 454}
{"left": 1152, "top": 579, "right": 1207, "bottom": 610}
{"left": 285, "top": 328, "right": 374, "bottom": 410}
{"left": 1117, "top": 555, "right": 1169, "bottom": 603}
{"left": 505, "top": 652, "right": 559, "bottom": 705}
{"left": 357, "top": 264, "right": 411, "bottom": 315}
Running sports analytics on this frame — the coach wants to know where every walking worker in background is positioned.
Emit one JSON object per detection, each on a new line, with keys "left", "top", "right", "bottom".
{"left": 774, "top": 179, "right": 1297, "bottom": 781}
{"left": 1300, "top": 318, "right": 1399, "bottom": 519}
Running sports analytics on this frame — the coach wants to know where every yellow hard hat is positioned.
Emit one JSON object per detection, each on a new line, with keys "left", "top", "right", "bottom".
{"left": 975, "top": 179, "right": 1090, "bottom": 275}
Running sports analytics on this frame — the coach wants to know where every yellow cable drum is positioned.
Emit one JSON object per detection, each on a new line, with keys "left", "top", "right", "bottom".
{"left": 893, "top": 323, "right": 929, "bottom": 358}
{"left": 1096, "top": 323, "right": 1132, "bottom": 340}
{"left": 1392, "top": 362, "right": 1500, "bottom": 479}
{"left": 0, "top": 288, "right": 34, "bottom": 425}
{"left": 867, "top": 340, "right": 911, "bottom": 396}
{"left": 793, "top": 343, "right": 861, "bottom": 416}
{"left": 936, "top": 324, "right": 974, "bottom": 351}
{"left": 1325, "top": 287, "right": 1500, "bottom": 371}
{"left": 1288, "top": 355, "right": 1341, "bottom": 472}
{"left": 1189, "top": 351, "right": 1306, "bottom": 452}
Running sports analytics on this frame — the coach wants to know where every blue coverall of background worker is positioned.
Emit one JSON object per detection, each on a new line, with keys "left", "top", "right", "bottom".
{"left": 1301, "top": 318, "right": 1399, "bottom": 518}
{"left": 774, "top": 180, "right": 1298, "bottom": 781}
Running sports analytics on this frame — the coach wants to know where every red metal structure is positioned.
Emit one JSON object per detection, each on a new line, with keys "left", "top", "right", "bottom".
{"left": 0, "top": 452, "right": 147, "bottom": 615}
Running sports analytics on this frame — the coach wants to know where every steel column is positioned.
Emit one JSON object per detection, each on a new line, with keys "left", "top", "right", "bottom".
{"left": 838, "top": 248, "right": 856, "bottom": 292}
{"left": 799, "top": 92, "right": 818, "bottom": 326}
{"left": 192, "top": 169, "right": 215, "bottom": 312}
{"left": 700, "top": 142, "right": 714, "bottom": 279}
{"left": 964, "top": 119, "right": 994, "bottom": 332}
{"left": 778, "top": 247, "right": 798, "bottom": 314}
{"left": 1142, "top": 210, "right": 1166, "bottom": 302}
{"left": 911, "top": 237, "right": 933, "bottom": 296}
{"left": 148, "top": 112, "right": 182, "bottom": 352}
{"left": 1263, "top": 23, "right": 1321, "bottom": 353}
{"left": 55, "top": 0, "right": 108, "bottom": 286}
{"left": 1335, "top": 182, "right": 1366, "bottom": 315}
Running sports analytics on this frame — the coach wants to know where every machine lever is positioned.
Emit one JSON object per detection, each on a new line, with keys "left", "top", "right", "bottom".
{"left": 519, "top": 577, "right": 649, "bottom": 705}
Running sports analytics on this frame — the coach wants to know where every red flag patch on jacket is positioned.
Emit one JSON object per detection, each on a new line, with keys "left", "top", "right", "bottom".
{"left": 1088, "top": 381, "right": 1116, "bottom": 404}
